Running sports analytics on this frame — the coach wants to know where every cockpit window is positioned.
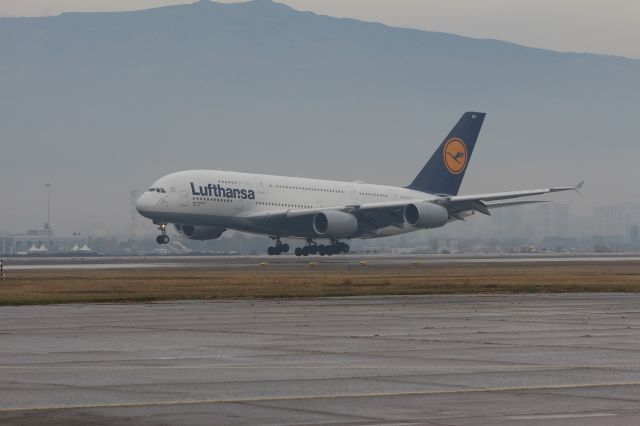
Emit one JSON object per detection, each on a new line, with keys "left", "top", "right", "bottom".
{"left": 148, "top": 188, "right": 155, "bottom": 192}
{"left": 155, "top": 188, "right": 161, "bottom": 193}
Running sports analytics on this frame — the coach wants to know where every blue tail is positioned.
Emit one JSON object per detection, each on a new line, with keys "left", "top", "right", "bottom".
{"left": 406, "top": 112, "right": 486, "bottom": 195}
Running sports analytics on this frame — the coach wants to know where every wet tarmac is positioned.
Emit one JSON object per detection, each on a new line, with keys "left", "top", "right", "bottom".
{"left": 1, "top": 294, "right": 640, "bottom": 425}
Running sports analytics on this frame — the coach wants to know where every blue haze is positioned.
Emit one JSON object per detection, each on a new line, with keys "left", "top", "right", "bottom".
{"left": 0, "top": 0, "right": 638, "bottom": 234}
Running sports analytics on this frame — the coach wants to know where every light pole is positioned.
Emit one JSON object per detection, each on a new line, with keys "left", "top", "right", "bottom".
{"left": 44, "top": 183, "right": 52, "bottom": 234}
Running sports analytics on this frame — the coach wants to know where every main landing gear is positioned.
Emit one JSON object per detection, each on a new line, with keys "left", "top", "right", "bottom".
{"left": 155, "top": 224, "right": 170, "bottom": 245}
{"left": 267, "top": 238, "right": 290, "bottom": 256}
{"left": 266, "top": 238, "right": 350, "bottom": 256}
{"left": 294, "top": 240, "right": 350, "bottom": 257}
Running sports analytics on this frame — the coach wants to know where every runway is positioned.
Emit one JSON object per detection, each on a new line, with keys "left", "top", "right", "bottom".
{"left": 1, "top": 294, "right": 640, "bottom": 425}
{"left": 5, "top": 252, "right": 640, "bottom": 270}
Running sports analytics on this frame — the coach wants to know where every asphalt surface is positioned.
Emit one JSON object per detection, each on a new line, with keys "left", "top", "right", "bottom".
{"left": 1, "top": 294, "right": 640, "bottom": 425}
{"left": 5, "top": 253, "right": 640, "bottom": 270}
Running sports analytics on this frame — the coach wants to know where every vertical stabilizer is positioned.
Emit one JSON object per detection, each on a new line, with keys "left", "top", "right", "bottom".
{"left": 406, "top": 112, "right": 485, "bottom": 195}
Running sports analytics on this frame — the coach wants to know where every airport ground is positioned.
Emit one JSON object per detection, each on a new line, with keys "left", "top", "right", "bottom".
{"left": 1, "top": 255, "right": 640, "bottom": 425}
{"left": 1, "top": 294, "right": 640, "bottom": 425}
{"left": 1, "top": 255, "right": 640, "bottom": 305}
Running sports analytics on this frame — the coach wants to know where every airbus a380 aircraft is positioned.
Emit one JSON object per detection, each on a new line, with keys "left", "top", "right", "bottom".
{"left": 136, "top": 112, "right": 582, "bottom": 256}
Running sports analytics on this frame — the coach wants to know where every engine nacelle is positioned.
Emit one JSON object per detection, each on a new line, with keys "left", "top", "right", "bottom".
{"left": 313, "top": 211, "right": 358, "bottom": 239}
{"left": 403, "top": 202, "right": 448, "bottom": 229}
{"left": 174, "top": 224, "right": 226, "bottom": 240}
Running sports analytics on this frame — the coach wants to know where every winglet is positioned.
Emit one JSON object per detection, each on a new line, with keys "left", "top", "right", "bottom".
{"left": 573, "top": 180, "right": 585, "bottom": 196}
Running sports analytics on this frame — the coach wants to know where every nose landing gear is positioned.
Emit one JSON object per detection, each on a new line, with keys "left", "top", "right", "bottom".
{"left": 156, "top": 224, "right": 170, "bottom": 245}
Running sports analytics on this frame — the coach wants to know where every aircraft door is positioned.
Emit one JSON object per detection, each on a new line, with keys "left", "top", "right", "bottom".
{"left": 234, "top": 176, "right": 249, "bottom": 211}
{"left": 346, "top": 186, "right": 359, "bottom": 202}
{"left": 180, "top": 191, "right": 188, "bottom": 207}
{"left": 253, "top": 177, "right": 265, "bottom": 194}
{"left": 252, "top": 177, "right": 265, "bottom": 210}
{"left": 233, "top": 195, "right": 242, "bottom": 210}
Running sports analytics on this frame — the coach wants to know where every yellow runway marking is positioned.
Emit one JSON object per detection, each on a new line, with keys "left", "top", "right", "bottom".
{"left": 1, "top": 381, "right": 640, "bottom": 414}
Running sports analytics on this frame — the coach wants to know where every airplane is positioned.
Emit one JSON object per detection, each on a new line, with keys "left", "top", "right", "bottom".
{"left": 136, "top": 112, "right": 582, "bottom": 256}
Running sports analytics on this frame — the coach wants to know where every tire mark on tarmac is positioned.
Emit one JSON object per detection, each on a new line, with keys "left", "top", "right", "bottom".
{"left": 1, "top": 381, "right": 640, "bottom": 414}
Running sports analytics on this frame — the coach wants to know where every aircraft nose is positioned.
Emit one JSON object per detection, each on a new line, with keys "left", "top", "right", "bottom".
{"left": 136, "top": 192, "right": 154, "bottom": 217}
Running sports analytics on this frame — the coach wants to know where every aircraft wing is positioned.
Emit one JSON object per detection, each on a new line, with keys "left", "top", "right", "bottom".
{"left": 437, "top": 181, "right": 583, "bottom": 217}
{"left": 485, "top": 200, "right": 548, "bottom": 209}
{"left": 446, "top": 181, "right": 583, "bottom": 203}
{"left": 246, "top": 181, "right": 583, "bottom": 227}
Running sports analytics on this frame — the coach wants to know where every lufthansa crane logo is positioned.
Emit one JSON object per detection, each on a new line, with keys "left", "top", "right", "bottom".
{"left": 443, "top": 138, "right": 468, "bottom": 174}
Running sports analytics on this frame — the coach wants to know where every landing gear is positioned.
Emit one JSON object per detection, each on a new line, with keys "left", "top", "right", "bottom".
{"left": 298, "top": 244, "right": 313, "bottom": 257}
{"left": 267, "top": 238, "right": 289, "bottom": 256}
{"left": 293, "top": 240, "right": 350, "bottom": 256}
{"left": 294, "top": 239, "right": 315, "bottom": 257}
{"left": 318, "top": 241, "right": 349, "bottom": 256}
{"left": 156, "top": 224, "right": 169, "bottom": 245}
{"left": 156, "top": 235, "right": 169, "bottom": 244}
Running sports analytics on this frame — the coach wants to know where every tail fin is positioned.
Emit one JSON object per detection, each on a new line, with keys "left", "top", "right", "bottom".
{"left": 407, "top": 112, "right": 486, "bottom": 195}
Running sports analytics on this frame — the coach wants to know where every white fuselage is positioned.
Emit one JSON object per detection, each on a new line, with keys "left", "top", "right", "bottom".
{"left": 136, "top": 170, "right": 437, "bottom": 240}
{"left": 134, "top": 112, "right": 577, "bottom": 254}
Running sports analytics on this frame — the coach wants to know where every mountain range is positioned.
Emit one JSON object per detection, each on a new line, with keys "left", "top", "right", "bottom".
{"left": 1, "top": 0, "right": 638, "bottom": 234}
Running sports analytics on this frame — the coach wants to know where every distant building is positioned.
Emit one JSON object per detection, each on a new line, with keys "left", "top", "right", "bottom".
{"left": 28, "top": 225, "right": 53, "bottom": 237}
{"left": 593, "top": 203, "right": 640, "bottom": 237}
{"left": 631, "top": 225, "right": 639, "bottom": 245}
{"left": 0, "top": 227, "right": 88, "bottom": 255}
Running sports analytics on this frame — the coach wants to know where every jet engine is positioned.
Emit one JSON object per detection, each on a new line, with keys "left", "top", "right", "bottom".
{"left": 403, "top": 202, "right": 448, "bottom": 229}
{"left": 313, "top": 211, "right": 358, "bottom": 239}
{"left": 174, "top": 224, "right": 226, "bottom": 240}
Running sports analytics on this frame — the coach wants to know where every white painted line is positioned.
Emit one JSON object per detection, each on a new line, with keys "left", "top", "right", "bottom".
{"left": 509, "top": 413, "right": 616, "bottom": 420}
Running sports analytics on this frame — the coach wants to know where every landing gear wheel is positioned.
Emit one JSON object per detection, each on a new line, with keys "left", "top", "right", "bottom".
{"left": 268, "top": 237, "right": 288, "bottom": 255}
{"left": 156, "top": 235, "right": 169, "bottom": 244}
{"left": 318, "top": 245, "right": 326, "bottom": 256}
{"left": 156, "top": 223, "right": 169, "bottom": 245}
{"left": 294, "top": 247, "right": 303, "bottom": 257}
{"left": 267, "top": 245, "right": 283, "bottom": 255}
{"left": 301, "top": 246, "right": 310, "bottom": 256}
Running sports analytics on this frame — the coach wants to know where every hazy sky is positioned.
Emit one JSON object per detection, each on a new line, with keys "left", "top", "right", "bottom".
{"left": 1, "top": 0, "right": 638, "bottom": 59}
